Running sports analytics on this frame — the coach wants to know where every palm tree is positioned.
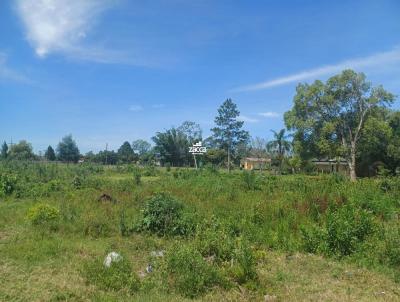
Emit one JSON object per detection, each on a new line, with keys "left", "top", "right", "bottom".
{"left": 267, "top": 129, "right": 291, "bottom": 171}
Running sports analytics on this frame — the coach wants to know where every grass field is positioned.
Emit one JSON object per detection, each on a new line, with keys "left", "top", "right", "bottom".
{"left": 0, "top": 162, "right": 399, "bottom": 301}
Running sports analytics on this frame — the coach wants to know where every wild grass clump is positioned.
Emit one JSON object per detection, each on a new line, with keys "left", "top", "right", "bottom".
{"left": 195, "top": 219, "right": 236, "bottom": 262}
{"left": 301, "top": 203, "right": 375, "bottom": 257}
{"left": 241, "top": 170, "right": 258, "bottom": 190}
{"left": 166, "top": 244, "right": 221, "bottom": 298}
{"left": 229, "top": 239, "right": 257, "bottom": 285}
{"left": 83, "top": 256, "right": 140, "bottom": 293}
{"left": 27, "top": 203, "right": 60, "bottom": 231}
{"left": 136, "top": 193, "right": 197, "bottom": 236}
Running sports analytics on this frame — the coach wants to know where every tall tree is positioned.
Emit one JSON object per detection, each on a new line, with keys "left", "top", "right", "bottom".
{"left": 152, "top": 128, "right": 189, "bottom": 166}
{"left": 1, "top": 141, "right": 8, "bottom": 159}
{"left": 8, "top": 140, "right": 35, "bottom": 160}
{"left": 211, "top": 99, "right": 249, "bottom": 172}
{"left": 132, "top": 139, "right": 151, "bottom": 155}
{"left": 45, "top": 145, "right": 56, "bottom": 161}
{"left": 285, "top": 70, "right": 394, "bottom": 181}
{"left": 267, "top": 129, "right": 291, "bottom": 170}
{"left": 57, "top": 135, "right": 80, "bottom": 163}
{"left": 117, "top": 141, "right": 136, "bottom": 163}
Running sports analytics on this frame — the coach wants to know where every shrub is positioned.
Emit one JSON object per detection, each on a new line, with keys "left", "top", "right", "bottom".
{"left": 241, "top": 170, "right": 258, "bottom": 190}
{"left": 133, "top": 168, "right": 141, "bottom": 185}
{"left": 136, "top": 193, "right": 196, "bottom": 236}
{"left": 72, "top": 176, "right": 82, "bottom": 189}
{"left": 0, "top": 173, "right": 17, "bottom": 196}
{"left": 165, "top": 162, "right": 171, "bottom": 172}
{"left": 325, "top": 204, "right": 375, "bottom": 257}
{"left": 230, "top": 239, "right": 257, "bottom": 284}
{"left": 83, "top": 256, "right": 139, "bottom": 293}
{"left": 27, "top": 203, "right": 60, "bottom": 230}
{"left": 166, "top": 244, "right": 220, "bottom": 298}
{"left": 143, "top": 164, "right": 157, "bottom": 176}
{"left": 195, "top": 223, "right": 235, "bottom": 262}
{"left": 301, "top": 203, "right": 376, "bottom": 257}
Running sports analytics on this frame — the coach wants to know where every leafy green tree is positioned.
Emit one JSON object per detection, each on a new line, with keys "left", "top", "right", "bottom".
{"left": 204, "top": 148, "right": 226, "bottom": 167}
{"left": 267, "top": 129, "right": 291, "bottom": 170}
{"left": 117, "top": 141, "right": 137, "bottom": 163}
{"left": 285, "top": 70, "right": 394, "bottom": 181}
{"left": 8, "top": 140, "right": 35, "bottom": 160}
{"left": 1, "top": 142, "right": 8, "bottom": 159}
{"left": 44, "top": 145, "right": 56, "bottom": 161}
{"left": 178, "top": 121, "right": 202, "bottom": 144}
{"left": 211, "top": 99, "right": 249, "bottom": 172}
{"left": 132, "top": 139, "right": 151, "bottom": 155}
{"left": 57, "top": 135, "right": 80, "bottom": 163}
{"left": 153, "top": 128, "right": 189, "bottom": 166}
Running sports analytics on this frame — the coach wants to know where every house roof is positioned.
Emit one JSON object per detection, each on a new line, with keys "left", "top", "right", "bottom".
{"left": 242, "top": 157, "right": 271, "bottom": 162}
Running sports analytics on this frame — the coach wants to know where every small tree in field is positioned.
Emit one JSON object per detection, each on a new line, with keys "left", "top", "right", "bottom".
{"left": 57, "top": 135, "right": 80, "bottom": 163}
{"left": 285, "top": 70, "right": 394, "bottom": 181}
{"left": 1, "top": 142, "right": 8, "bottom": 159}
{"left": 45, "top": 145, "right": 56, "bottom": 161}
{"left": 211, "top": 99, "right": 249, "bottom": 172}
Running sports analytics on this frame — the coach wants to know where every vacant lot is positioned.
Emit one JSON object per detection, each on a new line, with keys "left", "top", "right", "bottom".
{"left": 0, "top": 162, "right": 399, "bottom": 301}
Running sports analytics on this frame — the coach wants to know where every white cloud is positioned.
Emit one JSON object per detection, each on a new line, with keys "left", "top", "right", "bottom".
{"left": 231, "top": 47, "right": 400, "bottom": 92}
{"left": 237, "top": 115, "right": 259, "bottom": 123}
{"left": 259, "top": 111, "right": 280, "bottom": 118}
{"left": 151, "top": 104, "right": 165, "bottom": 109}
{"left": 129, "top": 105, "right": 143, "bottom": 112}
{"left": 0, "top": 52, "right": 30, "bottom": 83}
{"left": 15, "top": 0, "right": 129, "bottom": 63}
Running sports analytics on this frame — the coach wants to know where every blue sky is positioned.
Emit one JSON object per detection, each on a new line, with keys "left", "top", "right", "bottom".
{"left": 1, "top": 0, "right": 399, "bottom": 153}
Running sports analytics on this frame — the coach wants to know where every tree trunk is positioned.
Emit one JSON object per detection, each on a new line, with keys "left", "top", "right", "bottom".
{"left": 349, "top": 144, "right": 357, "bottom": 181}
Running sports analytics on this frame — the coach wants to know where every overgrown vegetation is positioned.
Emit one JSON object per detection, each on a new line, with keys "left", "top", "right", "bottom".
{"left": 0, "top": 161, "right": 399, "bottom": 300}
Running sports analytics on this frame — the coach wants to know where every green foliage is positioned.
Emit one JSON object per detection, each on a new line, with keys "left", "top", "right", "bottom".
{"left": 27, "top": 203, "right": 60, "bottom": 230}
{"left": 241, "top": 170, "right": 258, "bottom": 190}
{"left": 45, "top": 145, "right": 56, "bottom": 161}
{"left": 166, "top": 244, "right": 220, "bottom": 298}
{"left": 1, "top": 141, "right": 8, "bottom": 159}
{"left": 8, "top": 140, "right": 35, "bottom": 160}
{"left": 57, "top": 135, "right": 80, "bottom": 163}
{"left": 195, "top": 221, "right": 236, "bottom": 262}
{"left": 230, "top": 239, "right": 257, "bottom": 284}
{"left": 0, "top": 173, "right": 17, "bottom": 196}
{"left": 211, "top": 99, "right": 249, "bottom": 171}
{"left": 136, "top": 193, "right": 196, "bottom": 236}
{"left": 301, "top": 203, "right": 375, "bottom": 257}
{"left": 83, "top": 256, "right": 139, "bottom": 293}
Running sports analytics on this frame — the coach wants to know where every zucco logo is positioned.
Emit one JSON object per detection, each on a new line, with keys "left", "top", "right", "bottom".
{"left": 189, "top": 141, "right": 207, "bottom": 154}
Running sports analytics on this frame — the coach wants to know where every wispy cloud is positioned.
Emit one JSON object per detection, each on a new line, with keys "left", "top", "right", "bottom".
{"left": 151, "top": 104, "right": 165, "bottom": 109}
{"left": 14, "top": 0, "right": 141, "bottom": 65}
{"left": 231, "top": 47, "right": 400, "bottom": 92}
{"left": 259, "top": 111, "right": 280, "bottom": 118}
{"left": 0, "top": 52, "right": 31, "bottom": 83}
{"left": 238, "top": 115, "right": 259, "bottom": 123}
{"left": 129, "top": 105, "right": 143, "bottom": 112}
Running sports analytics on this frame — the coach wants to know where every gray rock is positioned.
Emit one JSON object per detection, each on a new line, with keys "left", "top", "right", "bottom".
{"left": 103, "top": 252, "right": 122, "bottom": 268}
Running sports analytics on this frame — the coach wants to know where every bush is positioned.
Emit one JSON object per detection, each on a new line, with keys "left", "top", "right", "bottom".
{"left": 230, "top": 239, "right": 257, "bottom": 284}
{"left": 166, "top": 244, "right": 220, "bottom": 298}
{"left": 165, "top": 162, "right": 171, "bottom": 172}
{"left": 83, "top": 256, "right": 139, "bottom": 293}
{"left": 0, "top": 173, "right": 17, "bottom": 196}
{"left": 27, "top": 203, "right": 60, "bottom": 230}
{"left": 133, "top": 168, "right": 141, "bottom": 185}
{"left": 136, "top": 193, "right": 196, "bottom": 236}
{"left": 301, "top": 203, "right": 376, "bottom": 257}
{"left": 195, "top": 222, "right": 235, "bottom": 262}
{"left": 241, "top": 170, "right": 258, "bottom": 190}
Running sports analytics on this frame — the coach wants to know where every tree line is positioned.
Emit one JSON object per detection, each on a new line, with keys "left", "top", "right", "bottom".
{"left": 1, "top": 69, "right": 399, "bottom": 179}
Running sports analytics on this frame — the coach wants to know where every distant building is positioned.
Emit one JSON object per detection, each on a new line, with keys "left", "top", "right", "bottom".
{"left": 241, "top": 157, "right": 271, "bottom": 170}
{"left": 312, "top": 158, "right": 349, "bottom": 175}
